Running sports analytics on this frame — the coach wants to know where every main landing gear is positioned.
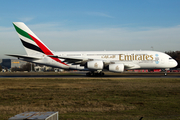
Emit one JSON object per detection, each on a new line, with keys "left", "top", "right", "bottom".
{"left": 86, "top": 71, "right": 105, "bottom": 76}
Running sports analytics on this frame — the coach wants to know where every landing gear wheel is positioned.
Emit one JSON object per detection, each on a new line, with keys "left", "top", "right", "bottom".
{"left": 86, "top": 71, "right": 105, "bottom": 76}
{"left": 86, "top": 72, "right": 90, "bottom": 76}
{"left": 99, "top": 72, "right": 104, "bottom": 76}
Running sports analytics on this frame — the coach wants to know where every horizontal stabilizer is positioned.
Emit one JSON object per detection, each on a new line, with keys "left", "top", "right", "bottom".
{"left": 6, "top": 54, "right": 41, "bottom": 60}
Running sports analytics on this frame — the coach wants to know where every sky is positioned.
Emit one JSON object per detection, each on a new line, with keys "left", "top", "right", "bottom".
{"left": 0, "top": 0, "right": 180, "bottom": 58}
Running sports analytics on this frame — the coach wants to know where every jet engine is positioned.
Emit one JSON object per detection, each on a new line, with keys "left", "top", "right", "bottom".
{"left": 87, "top": 61, "right": 104, "bottom": 70}
{"left": 109, "top": 64, "right": 124, "bottom": 72}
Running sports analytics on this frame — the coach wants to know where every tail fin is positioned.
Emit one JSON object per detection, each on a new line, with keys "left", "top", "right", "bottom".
{"left": 13, "top": 22, "right": 53, "bottom": 56}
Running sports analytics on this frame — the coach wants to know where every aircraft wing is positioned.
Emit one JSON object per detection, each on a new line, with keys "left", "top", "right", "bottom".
{"left": 48, "top": 55, "right": 89, "bottom": 65}
{"left": 6, "top": 54, "right": 41, "bottom": 60}
{"left": 49, "top": 55, "right": 141, "bottom": 69}
{"left": 48, "top": 55, "right": 88, "bottom": 61}
{"left": 124, "top": 63, "right": 141, "bottom": 69}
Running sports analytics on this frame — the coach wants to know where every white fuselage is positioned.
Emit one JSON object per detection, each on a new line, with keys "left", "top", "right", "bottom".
{"left": 32, "top": 50, "right": 177, "bottom": 71}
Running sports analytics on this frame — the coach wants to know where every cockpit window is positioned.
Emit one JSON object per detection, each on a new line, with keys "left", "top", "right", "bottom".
{"left": 169, "top": 58, "right": 173, "bottom": 60}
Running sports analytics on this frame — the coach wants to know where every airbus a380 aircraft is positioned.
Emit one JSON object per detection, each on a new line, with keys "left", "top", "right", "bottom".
{"left": 6, "top": 22, "right": 177, "bottom": 76}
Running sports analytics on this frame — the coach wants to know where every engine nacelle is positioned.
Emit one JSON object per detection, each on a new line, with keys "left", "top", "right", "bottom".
{"left": 109, "top": 64, "right": 124, "bottom": 72}
{"left": 87, "top": 61, "right": 104, "bottom": 70}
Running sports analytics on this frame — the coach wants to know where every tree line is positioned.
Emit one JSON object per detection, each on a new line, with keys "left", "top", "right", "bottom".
{"left": 165, "top": 51, "right": 180, "bottom": 68}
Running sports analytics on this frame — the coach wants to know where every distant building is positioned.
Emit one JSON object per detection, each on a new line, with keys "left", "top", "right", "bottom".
{"left": 0, "top": 59, "right": 27, "bottom": 69}
{"left": 11, "top": 59, "right": 27, "bottom": 68}
{"left": 0, "top": 59, "right": 63, "bottom": 72}
{"left": 34, "top": 65, "right": 54, "bottom": 72}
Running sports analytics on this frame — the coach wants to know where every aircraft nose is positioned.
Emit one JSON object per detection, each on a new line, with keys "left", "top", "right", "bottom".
{"left": 173, "top": 59, "right": 178, "bottom": 67}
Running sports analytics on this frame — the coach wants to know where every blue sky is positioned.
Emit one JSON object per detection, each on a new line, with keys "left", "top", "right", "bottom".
{"left": 0, "top": 0, "right": 180, "bottom": 58}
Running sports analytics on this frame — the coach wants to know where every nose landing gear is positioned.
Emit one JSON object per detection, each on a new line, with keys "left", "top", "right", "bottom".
{"left": 164, "top": 68, "right": 169, "bottom": 76}
{"left": 164, "top": 70, "right": 167, "bottom": 76}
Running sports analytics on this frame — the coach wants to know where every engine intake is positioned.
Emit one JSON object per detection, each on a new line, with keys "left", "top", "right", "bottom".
{"left": 87, "top": 61, "right": 103, "bottom": 70}
{"left": 109, "top": 64, "right": 124, "bottom": 72}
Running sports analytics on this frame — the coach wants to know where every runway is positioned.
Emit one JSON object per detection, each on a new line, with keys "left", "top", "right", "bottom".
{"left": 0, "top": 72, "right": 180, "bottom": 78}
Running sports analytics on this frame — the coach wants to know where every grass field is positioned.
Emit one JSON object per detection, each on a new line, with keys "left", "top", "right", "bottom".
{"left": 0, "top": 77, "right": 180, "bottom": 120}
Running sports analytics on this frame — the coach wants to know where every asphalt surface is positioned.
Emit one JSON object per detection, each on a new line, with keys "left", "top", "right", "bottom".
{"left": 0, "top": 72, "right": 180, "bottom": 78}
